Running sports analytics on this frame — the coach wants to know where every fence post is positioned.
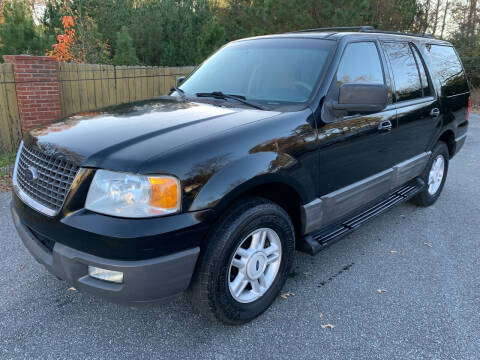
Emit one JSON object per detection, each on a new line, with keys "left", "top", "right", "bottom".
{"left": 3, "top": 55, "right": 62, "bottom": 132}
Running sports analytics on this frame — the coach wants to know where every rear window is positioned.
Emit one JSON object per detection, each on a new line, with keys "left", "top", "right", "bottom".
{"left": 426, "top": 44, "right": 469, "bottom": 96}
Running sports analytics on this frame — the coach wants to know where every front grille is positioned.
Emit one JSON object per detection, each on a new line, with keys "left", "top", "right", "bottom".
{"left": 16, "top": 144, "right": 79, "bottom": 214}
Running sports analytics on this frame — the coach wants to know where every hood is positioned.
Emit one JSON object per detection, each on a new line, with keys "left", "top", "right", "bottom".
{"left": 26, "top": 98, "right": 280, "bottom": 173}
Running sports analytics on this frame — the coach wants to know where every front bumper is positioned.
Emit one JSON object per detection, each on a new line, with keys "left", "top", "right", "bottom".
{"left": 11, "top": 202, "right": 199, "bottom": 304}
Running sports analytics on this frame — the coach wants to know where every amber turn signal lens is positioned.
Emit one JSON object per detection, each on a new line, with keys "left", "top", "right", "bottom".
{"left": 148, "top": 176, "right": 180, "bottom": 210}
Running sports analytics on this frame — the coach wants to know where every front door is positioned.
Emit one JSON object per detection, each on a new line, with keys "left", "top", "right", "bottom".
{"left": 316, "top": 40, "right": 397, "bottom": 226}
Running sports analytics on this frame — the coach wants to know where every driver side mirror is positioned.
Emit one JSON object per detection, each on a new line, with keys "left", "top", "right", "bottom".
{"left": 177, "top": 76, "right": 186, "bottom": 87}
{"left": 330, "top": 83, "right": 388, "bottom": 115}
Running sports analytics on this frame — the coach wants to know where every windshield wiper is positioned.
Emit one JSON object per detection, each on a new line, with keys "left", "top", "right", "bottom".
{"left": 171, "top": 86, "right": 186, "bottom": 101}
{"left": 196, "top": 91, "right": 265, "bottom": 110}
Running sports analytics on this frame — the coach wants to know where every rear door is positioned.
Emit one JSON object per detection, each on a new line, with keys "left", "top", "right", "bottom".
{"left": 382, "top": 41, "right": 440, "bottom": 163}
{"left": 424, "top": 44, "right": 470, "bottom": 140}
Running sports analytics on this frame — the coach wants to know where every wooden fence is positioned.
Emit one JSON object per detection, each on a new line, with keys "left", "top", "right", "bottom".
{"left": 58, "top": 64, "right": 194, "bottom": 117}
{"left": 0, "top": 64, "right": 22, "bottom": 153}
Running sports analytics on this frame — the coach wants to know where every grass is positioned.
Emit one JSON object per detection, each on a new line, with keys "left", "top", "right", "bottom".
{"left": 0, "top": 152, "right": 16, "bottom": 168}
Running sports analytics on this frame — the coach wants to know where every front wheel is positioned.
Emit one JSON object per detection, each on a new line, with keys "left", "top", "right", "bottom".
{"left": 189, "top": 197, "right": 295, "bottom": 324}
{"left": 411, "top": 141, "right": 449, "bottom": 207}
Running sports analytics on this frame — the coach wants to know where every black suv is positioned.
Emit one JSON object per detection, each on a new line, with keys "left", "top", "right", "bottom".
{"left": 11, "top": 27, "right": 470, "bottom": 324}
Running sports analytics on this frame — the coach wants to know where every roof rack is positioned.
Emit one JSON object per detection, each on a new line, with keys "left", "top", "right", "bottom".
{"left": 292, "top": 26, "right": 375, "bottom": 33}
{"left": 291, "top": 26, "right": 436, "bottom": 39}
{"left": 360, "top": 28, "right": 436, "bottom": 39}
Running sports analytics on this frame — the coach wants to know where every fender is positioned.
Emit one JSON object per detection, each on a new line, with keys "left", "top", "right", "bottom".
{"left": 188, "top": 152, "right": 314, "bottom": 212}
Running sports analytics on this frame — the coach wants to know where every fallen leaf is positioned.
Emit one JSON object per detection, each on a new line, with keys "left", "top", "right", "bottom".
{"left": 318, "top": 312, "right": 323, "bottom": 318}
{"left": 321, "top": 324, "right": 335, "bottom": 329}
{"left": 18, "top": 264, "right": 24, "bottom": 271}
{"left": 424, "top": 242, "right": 433, "bottom": 248}
{"left": 377, "top": 289, "right": 388, "bottom": 293}
{"left": 67, "top": 287, "right": 77, "bottom": 291}
{"left": 390, "top": 250, "right": 398, "bottom": 254}
{"left": 280, "top": 292, "right": 295, "bottom": 299}
{"left": 400, "top": 214, "right": 406, "bottom": 218}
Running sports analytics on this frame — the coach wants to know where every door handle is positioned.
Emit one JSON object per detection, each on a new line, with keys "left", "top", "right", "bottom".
{"left": 378, "top": 120, "right": 392, "bottom": 133}
{"left": 430, "top": 108, "right": 441, "bottom": 117}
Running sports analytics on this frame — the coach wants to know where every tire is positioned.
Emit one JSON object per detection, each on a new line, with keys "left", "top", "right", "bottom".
{"left": 411, "top": 141, "right": 449, "bottom": 207}
{"left": 189, "top": 197, "right": 295, "bottom": 324}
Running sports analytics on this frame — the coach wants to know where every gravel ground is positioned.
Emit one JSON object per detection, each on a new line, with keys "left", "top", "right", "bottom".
{"left": 0, "top": 115, "right": 479, "bottom": 360}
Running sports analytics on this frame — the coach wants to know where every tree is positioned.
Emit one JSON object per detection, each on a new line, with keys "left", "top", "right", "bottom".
{"left": 113, "top": 26, "right": 138, "bottom": 65}
{"left": 41, "top": 0, "right": 64, "bottom": 48}
{"left": 42, "top": 0, "right": 110, "bottom": 63}
{"left": 47, "top": 15, "right": 77, "bottom": 62}
{"left": 196, "top": 19, "right": 226, "bottom": 63}
{"left": 0, "top": 0, "right": 46, "bottom": 58}
{"left": 130, "top": 0, "right": 222, "bottom": 65}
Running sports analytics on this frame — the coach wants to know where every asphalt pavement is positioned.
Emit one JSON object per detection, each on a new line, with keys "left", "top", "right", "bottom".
{"left": 0, "top": 115, "right": 479, "bottom": 360}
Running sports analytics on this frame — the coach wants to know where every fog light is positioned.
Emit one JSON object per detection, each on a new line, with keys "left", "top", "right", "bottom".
{"left": 88, "top": 266, "right": 124, "bottom": 284}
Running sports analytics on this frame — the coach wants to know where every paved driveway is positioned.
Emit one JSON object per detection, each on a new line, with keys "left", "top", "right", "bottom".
{"left": 1, "top": 116, "right": 479, "bottom": 360}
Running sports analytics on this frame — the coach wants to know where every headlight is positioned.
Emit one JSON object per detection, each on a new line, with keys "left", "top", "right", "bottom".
{"left": 85, "top": 170, "right": 181, "bottom": 218}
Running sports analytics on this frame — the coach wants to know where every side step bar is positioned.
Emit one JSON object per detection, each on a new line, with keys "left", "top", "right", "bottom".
{"left": 299, "top": 179, "right": 425, "bottom": 255}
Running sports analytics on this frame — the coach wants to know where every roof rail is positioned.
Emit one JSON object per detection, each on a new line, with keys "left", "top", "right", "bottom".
{"left": 359, "top": 28, "right": 436, "bottom": 39}
{"left": 292, "top": 26, "right": 375, "bottom": 33}
{"left": 290, "top": 26, "right": 436, "bottom": 39}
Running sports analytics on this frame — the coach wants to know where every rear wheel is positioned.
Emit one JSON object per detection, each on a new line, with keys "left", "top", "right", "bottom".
{"left": 411, "top": 142, "right": 449, "bottom": 207}
{"left": 189, "top": 197, "right": 295, "bottom": 324}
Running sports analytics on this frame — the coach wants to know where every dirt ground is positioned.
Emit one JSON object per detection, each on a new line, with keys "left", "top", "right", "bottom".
{"left": 0, "top": 174, "right": 12, "bottom": 193}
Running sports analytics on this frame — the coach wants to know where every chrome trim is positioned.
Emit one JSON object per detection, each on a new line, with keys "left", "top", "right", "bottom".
{"left": 455, "top": 133, "right": 467, "bottom": 143}
{"left": 12, "top": 142, "right": 75, "bottom": 217}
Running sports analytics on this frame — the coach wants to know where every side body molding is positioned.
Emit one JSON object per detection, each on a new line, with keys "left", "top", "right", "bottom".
{"left": 301, "top": 152, "right": 431, "bottom": 234}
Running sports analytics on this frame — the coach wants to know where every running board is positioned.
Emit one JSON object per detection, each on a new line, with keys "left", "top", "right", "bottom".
{"left": 299, "top": 179, "right": 425, "bottom": 255}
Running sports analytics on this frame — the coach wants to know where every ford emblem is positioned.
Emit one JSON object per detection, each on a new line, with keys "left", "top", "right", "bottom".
{"left": 25, "top": 167, "right": 39, "bottom": 182}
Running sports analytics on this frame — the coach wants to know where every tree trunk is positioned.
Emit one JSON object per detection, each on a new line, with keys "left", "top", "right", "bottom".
{"left": 440, "top": 0, "right": 449, "bottom": 39}
{"left": 432, "top": 0, "right": 442, "bottom": 35}
{"left": 468, "top": 0, "right": 478, "bottom": 37}
{"left": 424, "top": 0, "right": 432, "bottom": 34}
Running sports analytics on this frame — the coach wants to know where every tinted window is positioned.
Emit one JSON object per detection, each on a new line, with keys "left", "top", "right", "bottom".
{"left": 426, "top": 44, "right": 469, "bottom": 96}
{"left": 180, "top": 39, "right": 334, "bottom": 105}
{"left": 336, "top": 42, "right": 384, "bottom": 85}
{"left": 411, "top": 45, "right": 431, "bottom": 97}
{"left": 384, "top": 42, "right": 422, "bottom": 102}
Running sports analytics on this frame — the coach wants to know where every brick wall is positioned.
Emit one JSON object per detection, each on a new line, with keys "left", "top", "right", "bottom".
{"left": 3, "top": 55, "right": 62, "bottom": 131}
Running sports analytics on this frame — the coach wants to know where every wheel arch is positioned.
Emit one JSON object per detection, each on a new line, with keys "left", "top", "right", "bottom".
{"left": 188, "top": 152, "right": 313, "bottom": 240}
{"left": 438, "top": 129, "right": 456, "bottom": 158}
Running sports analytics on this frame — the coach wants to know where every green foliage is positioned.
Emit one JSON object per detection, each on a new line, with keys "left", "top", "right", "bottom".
{"left": 113, "top": 26, "right": 138, "bottom": 66}
{"left": 0, "top": 0, "right": 46, "bottom": 58}
{"left": 450, "top": 31, "right": 480, "bottom": 87}
{"left": 129, "top": 0, "right": 218, "bottom": 66}
{"left": 0, "top": 0, "right": 478, "bottom": 83}
{"left": 0, "top": 152, "right": 16, "bottom": 168}
{"left": 196, "top": 19, "right": 226, "bottom": 63}
{"left": 41, "top": 0, "right": 64, "bottom": 49}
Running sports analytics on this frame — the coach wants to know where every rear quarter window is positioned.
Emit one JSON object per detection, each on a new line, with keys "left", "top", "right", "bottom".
{"left": 425, "top": 44, "right": 469, "bottom": 97}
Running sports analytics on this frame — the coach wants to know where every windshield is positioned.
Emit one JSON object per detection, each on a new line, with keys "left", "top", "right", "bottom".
{"left": 180, "top": 38, "right": 335, "bottom": 108}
